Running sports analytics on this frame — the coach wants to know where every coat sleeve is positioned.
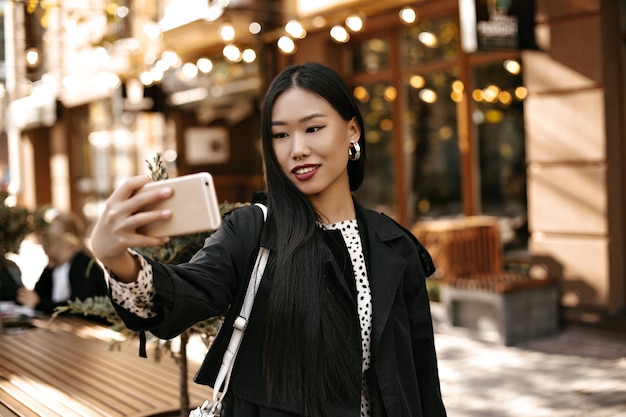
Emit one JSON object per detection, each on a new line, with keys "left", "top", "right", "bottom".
{"left": 111, "top": 205, "right": 263, "bottom": 339}
{"left": 403, "top": 238, "right": 447, "bottom": 416}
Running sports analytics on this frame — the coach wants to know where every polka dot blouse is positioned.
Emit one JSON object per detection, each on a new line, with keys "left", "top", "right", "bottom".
{"left": 320, "top": 219, "right": 372, "bottom": 417}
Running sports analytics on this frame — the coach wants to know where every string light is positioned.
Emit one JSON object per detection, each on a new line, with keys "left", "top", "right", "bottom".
{"left": 503, "top": 59, "right": 521, "bottom": 74}
{"left": 330, "top": 25, "right": 350, "bottom": 43}
{"left": 220, "top": 23, "right": 235, "bottom": 42}
{"left": 143, "top": 22, "right": 161, "bottom": 40}
{"left": 312, "top": 16, "right": 326, "bottom": 28}
{"left": 222, "top": 44, "right": 242, "bottom": 62}
{"left": 196, "top": 58, "right": 213, "bottom": 73}
{"left": 277, "top": 36, "right": 296, "bottom": 54}
{"left": 25, "top": 47, "right": 40, "bottom": 67}
{"left": 514, "top": 86, "right": 528, "bottom": 100}
{"left": 345, "top": 14, "right": 365, "bottom": 32}
{"left": 285, "top": 19, "right": 306, "bottom": 39}
{"left": 242, "top": 48, "right": 257, "bottom": 63}
{"left": 181, "top": 62, "right": 198, "bottom": 79}
{"left": 399, "top": 6, "right": 417, "bottom": 24}
{"left": 139, "top": 71, "right": 154, "bottom": 86}
{"left": 418, "top": 88, "right": 437, "bottom": 103}
{"left": 161, "top": 51, "right": 180, "bottom": 68}
{"left": 409, "top": 75, "right": 425, "bottom": 89}
{"left": 150, "top": 67, "right": 164, "bottom": 82}
{"left": 248, "top": 21, "right": 262, "bottom": 35}
{"left": 418, "top": 31, "right": 438, "bottom": 47}
{"left": 26, "top": 3, "right": 462, "bottom": 92}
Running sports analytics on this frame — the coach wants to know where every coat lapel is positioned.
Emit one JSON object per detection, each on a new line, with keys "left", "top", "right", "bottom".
{"left": 357, "top": 206, "right": 408, "bottom": 348}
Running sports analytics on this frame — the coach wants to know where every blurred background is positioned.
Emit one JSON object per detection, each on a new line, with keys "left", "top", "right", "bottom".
{"left": 0, "top": 0, "right": 624, "bottom": 332}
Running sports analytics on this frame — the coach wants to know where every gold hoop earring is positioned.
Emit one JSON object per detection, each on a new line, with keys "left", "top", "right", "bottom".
{"left": 348, "top": 141, "right": 361, "bottom": 161}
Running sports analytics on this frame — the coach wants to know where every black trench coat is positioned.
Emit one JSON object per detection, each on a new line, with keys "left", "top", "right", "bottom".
{"left": 113, "top": 199, "right": 447, "bottom": 417}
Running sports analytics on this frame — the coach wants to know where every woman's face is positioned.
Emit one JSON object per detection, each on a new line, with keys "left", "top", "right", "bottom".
{"left": 271, "top": 87, "right": 360, "bottom": 202}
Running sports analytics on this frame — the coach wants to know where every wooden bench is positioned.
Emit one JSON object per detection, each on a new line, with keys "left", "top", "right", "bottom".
{"left": 411, "top": 216, "right": 554, "bottom": 291}
{"left": 412, "top": 217, "right": 559, "bottom": 345}
{"left": 0, "top": 316, "right": 212, "bottom": 417}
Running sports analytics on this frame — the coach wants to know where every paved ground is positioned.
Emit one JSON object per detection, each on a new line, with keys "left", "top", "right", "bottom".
{"left": 434, "top": 324, "right": 626, "bottom": 417}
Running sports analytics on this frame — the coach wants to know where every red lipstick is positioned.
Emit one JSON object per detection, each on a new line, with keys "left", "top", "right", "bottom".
{"left": 291, "top": 164, "right": 320, "bottom": 180}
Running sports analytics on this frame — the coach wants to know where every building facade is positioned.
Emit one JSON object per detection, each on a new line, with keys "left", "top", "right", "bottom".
{"left": 1, "top": 0, "right": 624, "bottom": 324}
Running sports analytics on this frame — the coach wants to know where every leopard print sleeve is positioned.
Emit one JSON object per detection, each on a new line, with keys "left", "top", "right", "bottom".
{"left": 107, "top": 249, "right": 157, "bottom": 319}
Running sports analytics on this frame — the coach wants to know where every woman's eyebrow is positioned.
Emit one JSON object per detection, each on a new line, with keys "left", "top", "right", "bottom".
{"left": 271, "top": 113, "right": 327, "bottom": 126}
{"left": 299, "top": 113, "right": 327, "bottom": 122}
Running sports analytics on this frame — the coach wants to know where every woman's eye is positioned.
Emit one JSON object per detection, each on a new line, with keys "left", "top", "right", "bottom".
{"left": 272, "top": 132, "right": 287, "bottom": 139}
{"left": 306, "top": 126, "right": 323, "bottom": 133}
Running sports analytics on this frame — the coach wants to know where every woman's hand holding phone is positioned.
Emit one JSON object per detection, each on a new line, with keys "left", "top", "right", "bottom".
{"left": 90, "top": 175, "right": 173, "bottom": 281}
{"left": 90, "top": 173, "right": 221, "bottom": 282}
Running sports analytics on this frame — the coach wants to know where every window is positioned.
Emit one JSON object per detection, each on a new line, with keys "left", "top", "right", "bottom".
{"left": 349, "top": 36, "right": 396, "bottom": 215}
{"left": 402, "top": 16, "right": 462, "bottom": 222}
{"left": 352, "top": 80, "right": 396, "bottom": 214}
{"left": 472, "top": 60, "right": 528, "bottom": 249}
{"left": 401, "top": 16, "right": 459, "bottom": 66}
{"left": 405, "top": 69, "right": 462, "bottom": 219}
{"left": 345, "top": 8, "right": 528, "bottom": 251}
{"left": 350, "top": 37, "right": 390, "bottom": 74}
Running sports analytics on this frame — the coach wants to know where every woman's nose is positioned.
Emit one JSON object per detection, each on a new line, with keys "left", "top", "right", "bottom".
{"left": 291, "top": 132, "right": 309, "bottom": 160}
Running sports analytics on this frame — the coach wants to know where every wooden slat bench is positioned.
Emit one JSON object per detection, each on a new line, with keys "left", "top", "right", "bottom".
{"left": 411, "top": 216, "right": 555, "bottom": 291}
{"left": 412, "top": 216, "right": 559, "bottom": 345}
{"left": 0, "top": 316, "right": 212, "bottom": 417}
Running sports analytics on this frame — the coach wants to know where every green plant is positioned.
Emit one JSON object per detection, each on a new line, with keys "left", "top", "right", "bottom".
{"left": 0, "top": 191, "right": 35, "bottom": 257}
{"left": 0, "top": 191, "right": 52, "bottom": 276}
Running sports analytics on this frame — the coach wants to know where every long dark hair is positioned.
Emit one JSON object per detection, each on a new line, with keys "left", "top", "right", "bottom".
{"left": 260, "top": 62, "right": 367, "bottom": 416}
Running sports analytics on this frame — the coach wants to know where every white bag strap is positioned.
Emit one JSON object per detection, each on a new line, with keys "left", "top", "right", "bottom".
{"left": 211, "top": 203, "right": 268, "bottom": 405}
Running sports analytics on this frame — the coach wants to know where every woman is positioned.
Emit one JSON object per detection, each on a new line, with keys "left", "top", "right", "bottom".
{"left": 91, "top": 62, "right": 447, "bottom": 417}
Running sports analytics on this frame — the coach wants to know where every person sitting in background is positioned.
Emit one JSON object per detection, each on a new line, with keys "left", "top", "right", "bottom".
{"left": 0, "top": 188, "right": 28, "bottom": 303}
{"left": 17, "top": 210, "right": 108, "bottom": 316}
{"left": 0, "top": 257, "right": 23, "bottom": 302}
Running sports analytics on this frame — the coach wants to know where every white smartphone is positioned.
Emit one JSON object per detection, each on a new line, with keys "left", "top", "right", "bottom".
{"left": 135, "top": 172, "right": 222, "bottom": 237}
